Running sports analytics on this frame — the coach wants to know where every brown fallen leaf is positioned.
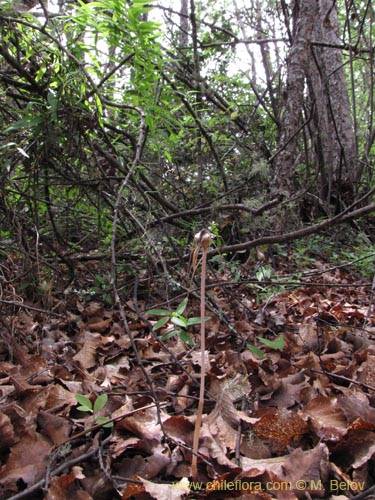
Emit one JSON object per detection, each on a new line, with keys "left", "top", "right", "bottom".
{"left": 302, "top": 396, "right": 347, "bottom": 442}
{"left": 121, "top": 476, "right": 190, "bottom": 500}
{"left": 0, "top": 411, "right": 18, "bottom": 450}
{"left": 73, "top": 331, "right": 102, "bottom": 369}
{"left": 0, "top": 429, "right": 52, "bottom": 495}
{"left": 46, "top": 468, "right": 93, "bottom": 500}
{"left": 37, "top": 410, "right": 72, "bottom": 446}
{"left": 115, "top": 403, "right": 165, "bottom": 442}
{"left": 331, "top": 430, "right": 375, "bottom": 469}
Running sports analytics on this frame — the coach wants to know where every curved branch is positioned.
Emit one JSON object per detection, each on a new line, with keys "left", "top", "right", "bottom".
{"left": 166, "top": 201, "right": 375, "bottom": 264}
{"left": 209, "top": 202, "right": 375, "bottom": 256}
{"left": 148, "top": 196, "right": 283, "bottom": 226}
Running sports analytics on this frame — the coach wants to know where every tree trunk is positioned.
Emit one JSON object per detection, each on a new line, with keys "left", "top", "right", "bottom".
{"left": 274, "top": 0, "right": 358, "bottom": 203}
{"left": 179, "top": 0, "right": 189, "bottom": 47}
{"left": 312, "top": 0, "right": 358, "bottom": 195}
{"left": 273, "top": 0, "right": 316, "bottom": 191}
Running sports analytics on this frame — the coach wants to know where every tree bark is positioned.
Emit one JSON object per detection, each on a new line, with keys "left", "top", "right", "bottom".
{"left": 273, "top": 0, "right": 316, "bottom": 191}
{"left": 179, "top": 0, "right": 189, "bottom": 47}
{"left": 274, "top": 0, "right": 358, "bottom": 200}
{"left": 311, "top": 0, "right": 358, "bottom": 192}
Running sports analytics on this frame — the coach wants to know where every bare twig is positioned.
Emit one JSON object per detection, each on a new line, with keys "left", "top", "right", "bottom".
{"left": 348, "top": 485, "right": 375, "bottom": 500}
{"left": 310, "top": 369, "right": 375, "bottom": 392}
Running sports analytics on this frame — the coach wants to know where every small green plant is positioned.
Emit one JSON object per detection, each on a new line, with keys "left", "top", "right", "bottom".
{"left": 208, "top": 221, "right": 223, "bottom": 247}
{"left": 147, "top": 297, "right": 210, "bottom": 346}
{"left": 92, "top": 274, "right": 113, "bottom": 304}
{"left": 75, "top": 393, "right": 113, "bottom": 428}
{"left": 73, "top": 274, "right": 113, "bottom": 304}
{"left": 210, "top": 253, "right": 242, "bottom": 282}
{"left": 256, "top": 264, "right": 273, "bottom": 281}
{"left": 247, "top": 335, "right": 285, "bottom": 360}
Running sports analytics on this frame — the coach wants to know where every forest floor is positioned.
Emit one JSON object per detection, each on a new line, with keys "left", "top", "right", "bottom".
{"left": 0, "top": 243, "right": 375, "bottom": 500}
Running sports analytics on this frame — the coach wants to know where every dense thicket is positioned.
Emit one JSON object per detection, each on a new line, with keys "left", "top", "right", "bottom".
{"left": 0, "top": 0, "right": 374, "bottom": 290}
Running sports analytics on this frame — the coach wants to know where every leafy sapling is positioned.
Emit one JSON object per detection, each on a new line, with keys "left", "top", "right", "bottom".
{"left": 75, "top": 393, "right": 113, "bottom": 428}
{"left": 147, "top": 297, "right": 210, "bottom": 346}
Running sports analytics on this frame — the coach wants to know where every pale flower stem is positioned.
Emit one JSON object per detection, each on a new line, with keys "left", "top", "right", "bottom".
{"left": 191, "top": 230, "right": 211, "bottom": 479}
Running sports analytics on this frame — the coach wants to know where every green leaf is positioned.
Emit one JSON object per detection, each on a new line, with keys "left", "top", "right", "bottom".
{"left": 171, "top": 315, "right": 188, "bottom": 328}
{"left": 75, "top": 394, "right": 92, "bottom": 411}
{"left": 175, "top": 297, "right": 188, "bottom": 315}
{"left": 246, "top": 344, "right": 265, "bottom": 359}
{"left": 186, "top": 316, "right": 211, "bottom": 326}
{"left": 4, "top": 116, "right": 43, "bottom": 132}
{"left": 164, "top": 150, "right": 172, "bottom": 163}
{"left": 95, "top": 416, "right": 113, "bottom": 428}
{"left": 178, "top": 329, "right": 194, "bottom": 346}
{"left": 95, "top": 274, "right": 105, "bottom": 285}
{"left": 77, "top": 406, "right": 92, "bottom": 412}
{"left": 153, "top": 316, "right": 170, "bottom": 330}
{"left": 147, "top": 308, "right": 170, "bottom": 316}
{"left": 161, "top": 329, "right": 181, "bottom": 341}
{"left": 93, "top": 393, "right": 108, "bottom": 413}
{"left": 256, "top": 265, "right": 273, "bottom": 281}
{"left": 257, "top": 335, "right": 285, "bottom": 350}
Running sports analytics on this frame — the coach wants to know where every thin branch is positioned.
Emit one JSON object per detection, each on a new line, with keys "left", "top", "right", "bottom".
{"left": 167, "top": 200, "right": 375, "bottom": 264}
{"left": 201, "top": 37, "right": 287, "bottom": 48}
{"left": 148, "top": 196, "right": 283, "bottom": 226}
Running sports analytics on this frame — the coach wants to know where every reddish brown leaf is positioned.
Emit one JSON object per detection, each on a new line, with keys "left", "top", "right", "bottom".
{"left": 87, "top": 318, "right": 111, "bottom": 333}
{"left": 121, "top": 477, "right": 147, "bottom": 499}
{"left": 115, "top": 405, "right": 164, "bottom": 441}
{"left": 252, "top": 410, "right": 309, "bottom": 448}
{"left": 163, "top": 415, "right": 194, "bottom": 445}
{"left": 46, "top": 469, "right": 92, "bottom": 500}
{"left": 37, "top": 410, "right": 72, "bottom": 446}
{"left": 331, "top": 430, "right": 375, "bottom": 469}
{"left": 280, "top": 443, "right": 329, "bottom": 498}
{"left": 302, "top": 397, "right": 347, "bottom": 441}
{"left": 73, "top": 331, "right": 102, "bottom": 369}
{"left": 0, "top": 430, "right": 52, "bottom": 493}
{"left": 0, "top": 412, "right": 17, "bottom": 450}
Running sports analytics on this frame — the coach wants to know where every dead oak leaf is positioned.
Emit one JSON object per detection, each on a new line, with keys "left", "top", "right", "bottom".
{"left": 46, "top": 469, "right": 92, "bottom": 500}
{"left": 241, "top": 443, "right": 328, "bottom": 498}
{"left": 266, "top": 371, "right": 310, "bottom": 408}
{"left": 73, "top": 332, "right": 102, "bottom": 369}
{"left": 115, "top": 405, "right": 165, "bottom": 442}
{"left": 121, "top": 476, "right": 190, "bottom": 500}
{"left": 200, "top": 419, "right": 239, "bottom": 468}
{"left": 0, "top": 430, "right": 51, "bottom": 491}
{"left": 114, "top": 442, "right": 170, "bottom": 479}
{"left": 37, "top": 410, "right": 72, "bottom": 446}
{"left": 331, "top": 430, "right": 375, "bottom": 469}
{"left": 199, "top": 376, "right": 256, "bottom": 463}
{"left": 163, "top": 415, "right": 194, "bottom": 445}
{"left": 279, "top": 443, "right": 329, "bottom": 498}
{"left": 87, "top": 318, "right": 111, "bottom": 333}
{"left": 357, "top": 355, "right": 375, "bottom": 389}
{"left": 0, "top": 412, "right": 17, "bottom": 450}
{"left": 302, "top": 396, "right": 347, "bottom": 442}
{"left": 338, "top": 394, "right": 375, "bottom": 430}
{"left": 241, "top": 454, "right": 288, "bottom": 477}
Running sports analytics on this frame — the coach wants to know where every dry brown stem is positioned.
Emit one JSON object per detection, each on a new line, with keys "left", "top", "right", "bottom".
{"left": 191, "top": 229, "right": 213, "bottom": 480}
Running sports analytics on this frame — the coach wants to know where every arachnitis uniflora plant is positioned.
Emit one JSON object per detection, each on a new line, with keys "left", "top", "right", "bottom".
{"left": 191, "top": 228, "right": 213, "bottom": 480}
